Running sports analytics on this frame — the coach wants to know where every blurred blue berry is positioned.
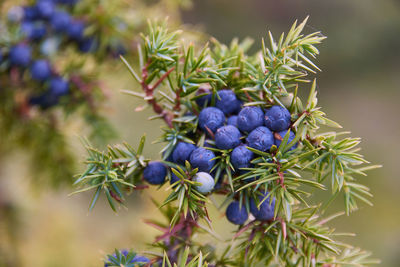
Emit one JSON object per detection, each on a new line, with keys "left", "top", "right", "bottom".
{"left": 30, "top": 60, "right": 52, "bottom": 81}
{"left": 250, "top": 193, "right": 276, "bottom": 221}
{"left": 172, "top": 142, "right": 196, "bottom": 164}
{"left": 67, "top": 20, "right": 85, "bottom": 40}
{"left": 9, "top": 44, "right": 32, "bottom": 67}
{"left": 8, "top": 6, "right": 24, "bottom": 22}
{"left": 198, "top": 107, "right": 225, "bottom": 133}
{"left": 264, "top": 105, "right": 291, "bottom": 132}
{"left": 237, "top": 106, "right": 264, "bottom": 132}
{"left": 231, "top": 145, "right": 254, "bottom": 170}
{"left": 189, "top": 147, "right": 215, "bottom": 172}
{"left": 49, "top": 77, "right": 69, "bottom": 96}
{"left": 246, "top": 126, "right": 274, "bottom": 152}
{"left": 23, "top": 6, "right": 39, "bottom": 21}
{"left": 143, "top": 161, "right": 166, "bottom": 185}
{"left": 226, "top": 201, "right": 248, "bottom": 225}
{"left": 51, "top": 10, "right": 71, "bottom": 32}
{"left": 78, "top": 37, "right": 98, "bottom": 53}
{"left": 195, "top": 88, "right": 212, "bottom": 107}
{"left": 36, "top": 0, "right": 55, "bottom": 19}
{"left": 215, "top": 125, "right": 242, "bottom": 150}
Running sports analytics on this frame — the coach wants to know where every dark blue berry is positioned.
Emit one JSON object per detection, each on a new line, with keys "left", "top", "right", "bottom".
{"left": 231, "top": 145, "right": 254, "bottom": 170}
{"left": 22, "top": 22, "right": 47, "bottom": 40}
{"left": 189, "top": 147, "right": 216, "bottom": 172}
{"left": 264, "top": 105, "right": 291, "bottom": 132}
{"left": 237, "top": 106, "right": 264, "bottom": 132}
{"left": 78, "top": 37, "right": 98, "bottom": 53}
{"left": 50, "top": 10, "right": 71, "bottom": 32}
{"left": 226, "top": 201, "right": 248, "bottom": 225}
{"left": 67, "top": 20, "right": 85, "bottom": 40}
{"left": 36, "top": 0, "right": 55, "bottom": 19}
{"left": 29, "top": 93, "right": 59, "bottom": 109}
{"left": 23, "top": 6, "right": 39, "bottom": 21}
{"left": 215, "top": 125, "right": 242, "bottom": 150}
{"left": 250, "top": 193, "right": 276, "bottom": 221}
{"left": 30, "top": 60, "right": 52, "bottom": 81}
{"left": 246, "top": 126, "right": 274, "bottom": 152}
{"left": 227, "top": 115, "right": 238, "bottom": 127}
{"left": 170, "top": 171, "right": 180, "bottom": 185}
{"left": 172, "top": 142, "right": 196, "bottom": 164}
{"left": 198, "top": 107, "right": 225, "bottom": 133}
{"left": 49, "top": 77, "right": 69, "bottom": 96}
{"left": 195, "top": 88, "right": 212, "bottom": 107}
{"left": 143, "top": 161, "right": 166, "bottom": 185}
{"left": 275, "top": 130, "right": 297, "bottom": 151}
{"left": 9, "top": 44, "right": 32, "bottom": 67}
{"left": 215, "top": 89, "right": 241, "bottom": 115}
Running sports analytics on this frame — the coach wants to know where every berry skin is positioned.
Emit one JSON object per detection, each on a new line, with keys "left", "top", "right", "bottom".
{"left": 9, "top": 44, "right": 32, "bottom": 67}
{"left": 67, "top": 20, "right": 85, "bottom": 40}
{"left": 36, "top": 0, "right": 55, "bottom": 19}
{"left": 231, "top": 145, "right": 254, "bottom": 170}
{"left": 29, "top": 93, "right": 58, "bottom": 109}
{"left": 50, "top": 10, "right": 71, "bottom": 32}
{"left": 195, "top": 88, "right": 212, "bottom": 107}
{"left": 172, "top": 142, "right": 196, "bottom": 164}
{"left": 264, "top": 105, "right": 291, "bottom": 132}
{"left": 49, "top": 77, "right": 69, "bottom": 95}
{"left": 275, "top": 130, "right": 297, "bottom": 151}
{"left": 246, "top": 126, "right": 274, "bottom": 152}
{"left": 189, "top": 147, "right": 216, "bottom": 172}
{"left": 215, "top": 125, "right": 242, "bottom": 150}
{"left": 30, "top": 60, "right": 52, "bottom": 81}
{"left": 250, "top": 193, "right": 276, "bottom": 221}
{"left": 198, "top": 107, "right": 225, "bottom": 133}
{"left": 78, "top": 37, "right": 98, "bottom": 53}
{"left": 23, "top": 6, "right": 39, "bottom": 21}
{"left": 237, "top": 106, "right": 264, "bottom": 132}
{"left": 143, "top": 161, "right": 167, "bottom": 185}
{"left": 226, "top": 201, "right": 249, "bottom": 225}
{"left": 227, "top": 115, "right": 238, "bottom": 127}
{"left": 21, "top": 22, "right": 47, "bottom": 40}
{"left": 215, "top": 89, "right": 241, "bottom": 115}
{"left": 193, "top": 172, "right": 215, "bottom": 194}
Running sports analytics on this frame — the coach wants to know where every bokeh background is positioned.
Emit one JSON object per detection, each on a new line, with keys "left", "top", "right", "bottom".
{"left": 1, "top": 0, "right": 399, "bottom": 266}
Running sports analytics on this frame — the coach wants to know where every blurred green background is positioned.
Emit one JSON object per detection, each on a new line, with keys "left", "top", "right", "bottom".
{"left": 1, "top": 0, "right": 399, "bottom": 266}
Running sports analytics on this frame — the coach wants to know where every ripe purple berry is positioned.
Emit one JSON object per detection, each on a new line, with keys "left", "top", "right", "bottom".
{"left": 172, "top": 142, "right": 196, "bottom": 164}
{"left": 226, "top": 201, "right": 248, "bottom": 225}
{"left": 215, "top": 125, "right": 242, "bottom": 150}
{"left": 250, "top": 193, "right": 276, "bottom": 221}
{"left": 231, "top": 145, "right": 254, "bottom": 170}
{"left": 246, "top": 126, "right": 274, "bottom": 152}
{"left": 143, "top": 161, "right": 167, "bottom": 185}
{"left": 215, "top": 89, "right": 241, "bottom": 115}
{"left": 189, "top": 147, "right": 216, "bottom": 172}
{"left": 227, "top": 115, "right": 238, "bottom": 127}
{"left": 9, "top": 44, "right": 32, "bottom": 67}
{"left": 30, "top": 60, "right": 51, "bottom": 81}
{"left": 198, "top": 107, "right": 225, "bottom": 133}
{"left": 264, "top": 105, "right": 291, "bottom": 132}
{"left": 237, "top": 106, "right": 264, "bottom": 132}
{"left": 275, "top": 130, "right": 297, "bottom": 151}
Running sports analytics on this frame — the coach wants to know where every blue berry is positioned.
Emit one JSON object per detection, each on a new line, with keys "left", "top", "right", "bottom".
{"left": 49, "top": 77, "right": 69, "bottom": 95}
{"left": 172, "top": 142, "right": 196, "bottom": 164}
{"left": 29, "top": 93, "right": 59, "bottom": 109}
{"left": 23, "top": 6, "right": 39, "bottom": 21}
{"left": 51, "top": 10, "right": 71, "bottom": 32}
{"left": 189, "top": 147, "right": 216, "bottom": 172}
{"left": 198, "top": 107, "right": 225, "bottom": 133}
{"left": 237, "top": 106, "right": 264, "bottom": 132}
{"left": 9, "top": 44, "right": 32, "bottom": 67}
{"left": 67, "top": 20, "right": 85, "bottom": 40}
{"left": 231, "top": 145, "right": 254, "bottom": 170}
{"left": 275, "top": 130, "right": 297, "bottom": 151}
{"left": 30, "top": 60, "right": 52, "bottom": 81}
{"left": 57, "top": 0, "right": 80, "bottom": 5}
{"left": 21, "top": 22, "right": 47, "bottom": 40}
{"left": 36, "top": 0, "right": 55, "bottom": 19}
{"left": 78, "top": 37, "right": 98, "bottom": 53}
{"left": 250, "top": 193, "right": 276, "bottom": 221}
{"left": 143, "top": 161, "right": 166, "bottom": 185}
{"left": 226, "top": 201, "right": 248, "bottom": 225}
{"left": 246, "top": 126, "right": 274, "bottom": 152}
{"left": 215, "top": 125, "right": 242, "bottom": 150}
{"left": 264, "top": 105, "right": 291, "bottom": 132}
{"left": 193, "top": 172, "right": 215, "bottom": 194}
{"left": 195, "top": 88, "right": 212, "bottom": 107}
{"left": 215, "top": 89, "right": 241, "bottom": 115}
{"left": 170, "top": 171, "right": 180, "bottom": 185}
{"left": 227, "top": 115, "right": 238, "bottom": 127}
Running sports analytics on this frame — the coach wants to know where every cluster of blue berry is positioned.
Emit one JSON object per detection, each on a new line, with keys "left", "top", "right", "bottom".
{"left": 142, "top": 88, "right": 298, "bottom": 226}
{"left": 1, "top": 0, "right": 126, "bottom": 109}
